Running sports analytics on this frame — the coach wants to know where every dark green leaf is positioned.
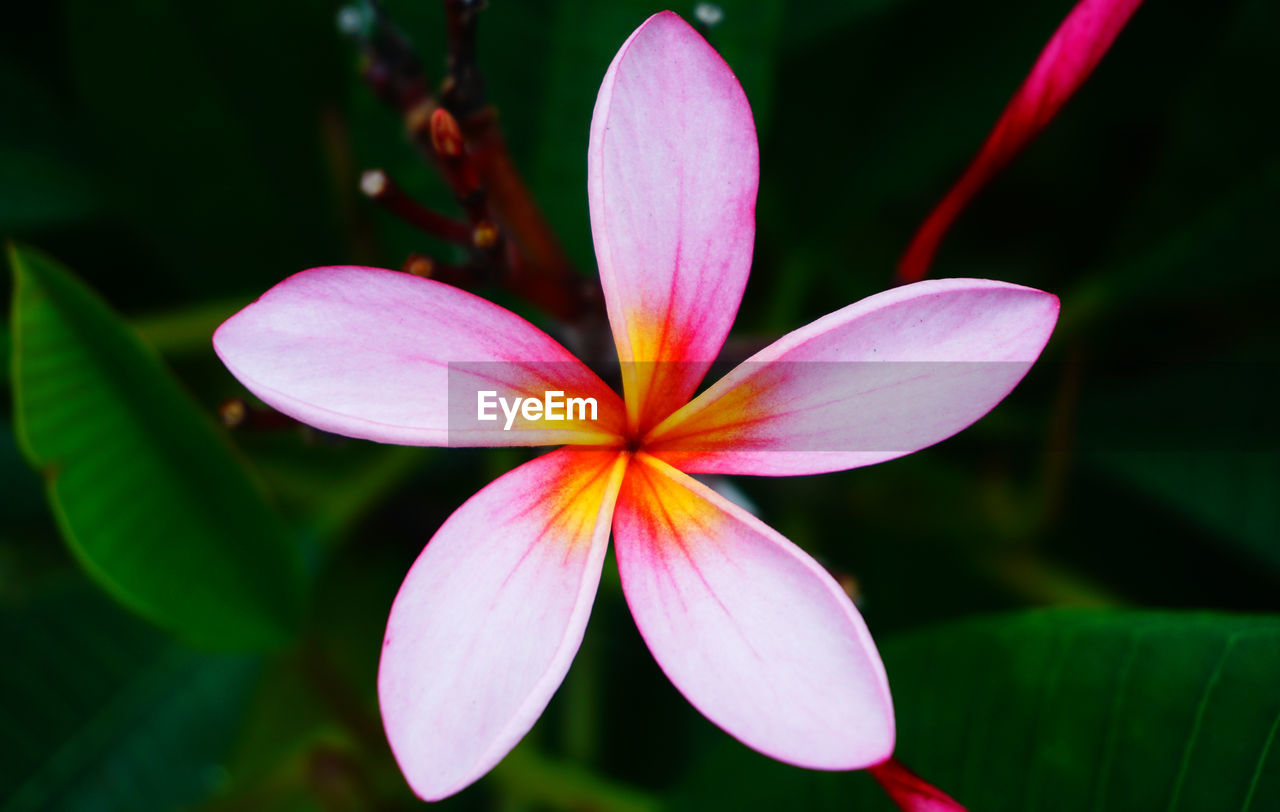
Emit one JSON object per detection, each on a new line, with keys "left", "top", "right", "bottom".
{"left": 880, "top": 610, "right": 1280, "bottom": 811}
{"left": 0, "top": 586, "right": 259, "bottom": 811}
{"left": 674, "top": 610, "right": 1280, "bottom": 811}
{"left": 8, "top": 243, "right": 303, "bottom": 649}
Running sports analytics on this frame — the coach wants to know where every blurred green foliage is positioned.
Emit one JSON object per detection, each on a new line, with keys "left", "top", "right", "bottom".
{"left": 0, "top": 585, "right": 260, "bottom": 810}
{"left": 2, "top": 0, "right": 1277, "bottom": 809}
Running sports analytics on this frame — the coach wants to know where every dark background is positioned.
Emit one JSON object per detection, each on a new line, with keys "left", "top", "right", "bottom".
{"left": 2, "top": 1, "right": 1277, "bottom": 810}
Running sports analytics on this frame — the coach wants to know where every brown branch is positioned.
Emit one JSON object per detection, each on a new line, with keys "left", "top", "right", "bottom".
{"left": 402, "top": 251, "right": 484, "bottom": 288}
{"left": 219, "top": 397, "right": 300, "bottom": 431}
{"left": 460, "top": 107, "right": 591, "bottom": 322}
{"left": 441, "top": 0, "right": 486, "bottom": 115}
{"left": 342, "top": 0, "right": 599, "bottom": 324}
{"left": 360, "top": 169, "right": 472, "bottom": 246}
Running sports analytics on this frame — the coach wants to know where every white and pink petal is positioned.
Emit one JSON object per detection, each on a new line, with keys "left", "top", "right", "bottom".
{"left": 378, "top": 448, "right": 628, "bottom": 800}
{"left": 214, "top": 266, "right": 625, "bottom": 446}
{"left": 613, "top": 453, "right": 895, "bottom": 769}
{"left": 646, "top": 279, "right": 1059, "bottom": 475}
{"left": 589, "top": 11, "right": 759, "bottom": 432}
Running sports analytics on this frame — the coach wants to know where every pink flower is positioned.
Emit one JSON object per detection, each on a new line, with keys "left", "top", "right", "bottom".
{"left": 214, "top": 11, "right": 1058, "bottom": 801}
{"left": 898, "top": 0, "right": 1144, "bottom": 282}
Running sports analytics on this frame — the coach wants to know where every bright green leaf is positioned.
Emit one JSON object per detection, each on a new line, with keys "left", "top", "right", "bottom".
{"left": 8, "top": 243, "right": 303, "bottom": 649}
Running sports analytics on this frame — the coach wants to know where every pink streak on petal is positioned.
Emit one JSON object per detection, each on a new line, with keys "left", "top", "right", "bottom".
{"left": 646, "top": 279, "right": 1059, "bottom": 476}
{"left": 898, "top": 0, "right": 1144, "bottom": 282}
{"left": 378, "top": 448, "right": 628, "bottom": 800}
{"left": 613, "top": 453, "right": 895, "bottom": 768}
{"left": 213, "top": 266, "right": 624, "bottom": 446}
{"left": 870, "top": 758, "right": 968, "bottom": 811}
{"left": 589, "top": 11, "right": 758, "bottom": 432}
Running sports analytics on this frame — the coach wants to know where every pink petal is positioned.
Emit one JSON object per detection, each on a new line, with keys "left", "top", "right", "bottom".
{"left": 613, "top": 453, "right": 895, "bottom": 768}
{"left": 213, "top": 266, "right": 625, "bottom": 446}
{"left": 646, "top": 279, "right": 1058, "bottom": 476}
{"left": 379, "top": 448, "right": 628, "bottom": 800}
{"left": 870, "top": 758, "right": 967, "bottom": 811}
{"left": 588, "top": 11, "right": 759, "bottom": 433}
{"left": 898, "top": 0, "right": 1144, "bottom": 282}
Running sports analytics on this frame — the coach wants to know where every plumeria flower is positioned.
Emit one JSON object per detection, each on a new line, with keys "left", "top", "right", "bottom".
{"left": 214, "top": 11, "right": 1058, "bottom": 801}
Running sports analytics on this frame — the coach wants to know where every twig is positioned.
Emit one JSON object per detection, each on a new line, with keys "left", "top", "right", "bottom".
{"left": 441, "top": 0, "right": 486, "bottom": 115}
{"left": 360, "top": 169, "right": 472, "bottom": 246}
{"left": 402, "top": 251, "right": 483, "bottom": 288}
{"left": 219, "top": 397, "right": 301, "bottom": 431}
{"left": 341, "top": 0, "right": 598, "bottom": 323}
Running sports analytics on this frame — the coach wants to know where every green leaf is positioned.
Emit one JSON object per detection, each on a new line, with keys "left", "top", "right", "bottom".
{"left": 673, "top": 610, "right": 1280, "bottom": 812}
{"left": 0, "top": 585, "right": 260, "bottom": 811}
{"left": 8, "top": 243, "right": 303, "bottom": 649}
{"left": 881, "top": 610, "right": 1280, "bottom": 810}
